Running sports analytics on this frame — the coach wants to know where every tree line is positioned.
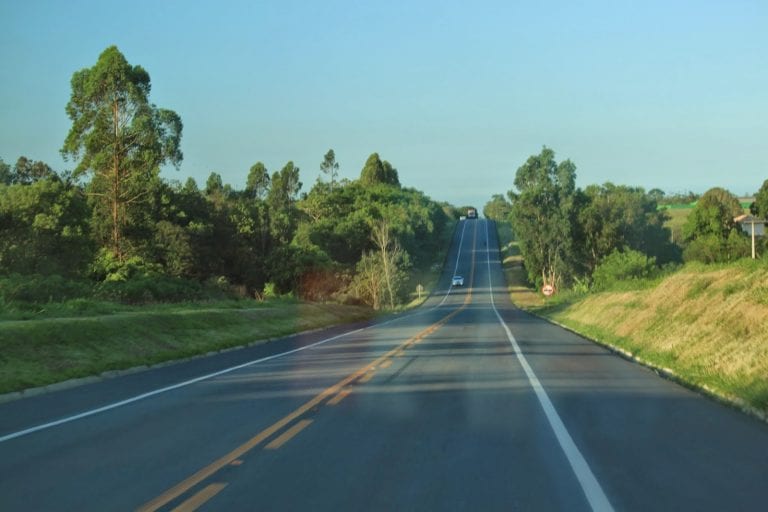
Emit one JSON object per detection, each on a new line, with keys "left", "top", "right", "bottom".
{"left": 0, "top": 46, "right": 455, "bottom": 308}
{"left": 485, "top": 147, "right": 768, "bottom": 290}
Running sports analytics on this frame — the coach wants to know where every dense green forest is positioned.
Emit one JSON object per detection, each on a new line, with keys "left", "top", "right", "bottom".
{"left": 0, "top": 46, "right": 456, "bottom": 310}
{"left": 485, "top": 147, "right": 768, "bottom": 290}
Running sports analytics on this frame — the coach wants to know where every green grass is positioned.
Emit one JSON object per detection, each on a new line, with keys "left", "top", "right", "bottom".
{"left": 0, "top": 300, "right": 373, "bottom": 395}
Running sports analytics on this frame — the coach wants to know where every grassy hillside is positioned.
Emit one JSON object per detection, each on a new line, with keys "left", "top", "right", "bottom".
{"left": 0, "top": 301, "right": 373, "bottom": 395}
{"left": 497, "top": 223, "right": 768, "bottom": 416}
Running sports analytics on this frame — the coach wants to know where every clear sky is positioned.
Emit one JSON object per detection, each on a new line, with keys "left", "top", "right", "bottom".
{"left": 1, "top": 0, "right": 766, "bottom": 209}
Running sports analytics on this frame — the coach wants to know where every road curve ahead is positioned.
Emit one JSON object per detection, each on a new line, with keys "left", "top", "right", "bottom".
{"left": 1, "top": 219, "right": 767, "bottom": 511}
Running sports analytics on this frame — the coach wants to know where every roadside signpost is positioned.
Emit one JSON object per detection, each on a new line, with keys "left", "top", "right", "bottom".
{"left": 542, "top": 284, "right": 555, "bottom": 297}
{"left": 735, "top": 214, "right": 765, "bottom": 259}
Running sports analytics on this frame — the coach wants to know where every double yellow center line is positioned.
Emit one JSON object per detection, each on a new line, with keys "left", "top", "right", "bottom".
{"left": 138, "top": 224, "right": 478, "bottom": 511}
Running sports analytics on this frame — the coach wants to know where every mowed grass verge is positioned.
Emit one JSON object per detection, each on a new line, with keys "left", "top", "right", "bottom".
{"left": 0, "top": 301, "right": 373, "bottom": 395}
{"left": 496, "top": 223, "right": 768, "bottom": 416}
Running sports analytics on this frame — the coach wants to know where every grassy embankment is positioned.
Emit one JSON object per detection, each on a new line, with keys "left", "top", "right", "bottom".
{"left": 0, "top": 300, "right": 373, "bottom": 396}
{"left": 497, "top": 222, "right": 768, "bottom": 417}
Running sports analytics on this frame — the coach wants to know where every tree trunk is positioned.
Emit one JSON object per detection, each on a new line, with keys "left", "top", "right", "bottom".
{"left": 372, "top": 221, "right": 397, "bottom": 309}
{"left": 112, "top": 99, "right": 122, "bottom": 261}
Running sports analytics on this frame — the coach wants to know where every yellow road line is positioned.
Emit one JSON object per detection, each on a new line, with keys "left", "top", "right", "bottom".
{"left": 327, "top": 388, "right": 352, "bottom": 406}
{"left": 379, "top": 359, "right": 393, "bottom": 369}
{"left": 136, "top": 376, "right": 352, "bottom": 511}
{"left": 170, "top": 483, "right": 227, "bottom": 512}
{"left": 358, "top": 371, "right": 375, "bottom": 383}
{"left": 265, "top": 419, "right": 313, "bottom": 450}
{"left": 138, "top": 228, "right": 479, "bottom": 511}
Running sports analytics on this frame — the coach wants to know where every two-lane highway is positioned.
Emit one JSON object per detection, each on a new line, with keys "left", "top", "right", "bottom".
{"left": 1, "top": 219, "right": 767, "bottom": 511}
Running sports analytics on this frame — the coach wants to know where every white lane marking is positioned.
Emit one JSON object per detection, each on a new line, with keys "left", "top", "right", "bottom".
{"left": 1, "top": 224, "right": 473, "bottom": 444}
{"left": 435, "top": 219, "right": 469, "bottom": 308}
{"left": 484, "top": 220, "right": 614, "bottom": 512}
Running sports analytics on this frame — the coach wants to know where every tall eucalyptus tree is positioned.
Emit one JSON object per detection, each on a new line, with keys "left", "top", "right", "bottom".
{"left": 61, "top": 46, "right": 182, "bottom": 260}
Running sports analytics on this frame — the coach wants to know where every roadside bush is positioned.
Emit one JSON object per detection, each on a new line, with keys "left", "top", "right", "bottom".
{"left": 91, "top": 249, "right": 163, "bottom": 282}
{"left": 683, "top": 230, "right": 751, "bottom": 264}
{"left": 592, "top": 249, "right": 657, "bottom": 291}
{"left": 57, "top": 298, "right": 119, "bottom": 315}
{"left": 262, "top": 282, "right": 279, "bottom": 300}
{"left": 0, "top": 273, "right": 91, "bottom": 304}
{"left": 95, "top": 275, "right": 206, "bottom": 304}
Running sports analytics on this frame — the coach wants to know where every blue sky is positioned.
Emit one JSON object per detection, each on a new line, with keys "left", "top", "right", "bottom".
{"left": 1, "top": 1, "right": 766, "bottom": 209}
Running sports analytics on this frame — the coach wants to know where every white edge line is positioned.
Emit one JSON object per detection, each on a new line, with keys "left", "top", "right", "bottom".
{"left": 484, "top": 220, "right": 614, "bottom": 512}
{"left": 1, "top": 225, "right": 472, "bottom": 444}
{"left": 0, "top": 327, "right": 364, "bottom": 444}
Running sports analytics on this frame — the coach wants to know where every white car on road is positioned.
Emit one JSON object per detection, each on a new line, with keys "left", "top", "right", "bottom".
{"left": 452, "top": 275, "right": 464, "bottom": 286}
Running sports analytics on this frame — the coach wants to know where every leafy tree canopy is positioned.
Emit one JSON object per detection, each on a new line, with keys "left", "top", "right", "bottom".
{"left": 0, "top": 158, "right": 10, "bottom": 185}
{"left": 579, "top": 183, "right": 675, "bottom": 272}
{"left": 0, "top": 178, "right": 92, "bottom": 276}
{"left": 0, "top": 156, "right": 55, "bottom": 185}
{"left": 751, "top": 179, "right": 768, "bottom": 218}
{"left": 483, "top": 194, "right": 512, "bottom": 222}
{"left": 320, "top": 149, "right": 339, "bottom": 190}
{"left": 61, "top": 45, "right": 182, "bottom": 260}
{"left": 246, "top": 162, "right": 270, "bottom": 200}
{"left": 683, "top": 187, "right": 743, "bottom": 242}
{"left": 13, "top": 157, "right": 55, "bottom": 184}
{"left": 508, "top": 147, "right": 579, "bottom": 288}
{"left": 359, "top": 153, "right": 400, "bottom": 187}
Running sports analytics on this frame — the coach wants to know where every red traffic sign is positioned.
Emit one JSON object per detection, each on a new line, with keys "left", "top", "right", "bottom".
{"left": 542, "top": 284, "right": 555, "bottom": 297}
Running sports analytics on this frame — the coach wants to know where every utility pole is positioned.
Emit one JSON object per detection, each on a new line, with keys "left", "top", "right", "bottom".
{"left": 738, "top": 216, "right": 764, "bottom": 259}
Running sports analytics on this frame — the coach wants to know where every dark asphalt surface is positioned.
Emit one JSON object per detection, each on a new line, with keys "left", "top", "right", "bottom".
{"left": 1, "top": 219, "right": 767, "bottom": 511}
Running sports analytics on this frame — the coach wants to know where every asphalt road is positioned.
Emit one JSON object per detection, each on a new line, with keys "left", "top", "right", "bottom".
{"left": 1, "top": 219, "right": 767, "bottom": 511}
